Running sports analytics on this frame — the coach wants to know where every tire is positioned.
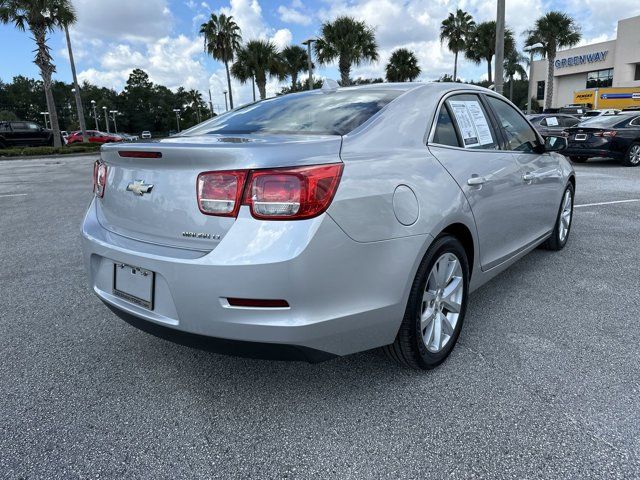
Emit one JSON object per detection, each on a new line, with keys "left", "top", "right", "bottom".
{"left": 621, "top": 142, "right": 640, "bottom": 167}
{"left": 541, "top": 184, "right": 574, "bottom": 251}
{"left": 383, "top": 235, "right": 470, "bottom": 370}
{"left": 569, "top": 156, "right": 587, "bottom": 163}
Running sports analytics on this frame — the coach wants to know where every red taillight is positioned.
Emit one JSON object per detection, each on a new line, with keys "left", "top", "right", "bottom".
{"left": 244, "top": 164, "right": 343, "bottom": 220}
{"left": 118, "top": 151, "right": 162, "bottom": 158}
{"left": 594, "top": 131, "right": 617, "bottom": 137}
{"left": 197, "top": 170, "right": 248, "bottom": 217}
{"left": 93, "top": 161, "right": 107, "bottom": 198}
{"left": 196, "top": 164, "right": 343, "bottom": 220}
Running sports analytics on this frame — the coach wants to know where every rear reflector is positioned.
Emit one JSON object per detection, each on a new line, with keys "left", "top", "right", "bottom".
{"left": 197, "top": 170, "right": 248, "bottom": 217}
{"left": 226, "top": 298, "right": 290, "bottom": 308}
{"left": 118, "top": 151, "right": 163, "bottom": 158}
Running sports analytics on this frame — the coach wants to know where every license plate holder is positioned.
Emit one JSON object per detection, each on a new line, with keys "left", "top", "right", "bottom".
{"left": 113, "top": 263, "right": 155, "bottom": 310}
{"left": 574, "top": 134, "right": 588, "bottom": 141}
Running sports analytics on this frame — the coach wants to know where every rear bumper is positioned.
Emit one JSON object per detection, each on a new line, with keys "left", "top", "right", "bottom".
{"left": 564, "top": 147, "right": 624, "bottom": 159}
{"left": 81, "top": 199, "right": 430, "bottom": 357}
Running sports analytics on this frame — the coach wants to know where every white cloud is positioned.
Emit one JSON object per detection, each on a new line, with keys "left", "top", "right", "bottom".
{"left": 271, "top": 29, "right": 293, "bottom": 49}
{"left": 278, "top": 4, "right": 312, "bottom": 25}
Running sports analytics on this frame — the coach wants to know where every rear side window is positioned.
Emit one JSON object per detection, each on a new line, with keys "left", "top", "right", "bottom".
{"left": 443, "top": 94, "right": 499, "bottom": 150}
{"left": 540, "top": 116, "right": 559, "bottom": 127}
{"left": 486, "top": 96, "right": 539, "bottom": 152}
{"left": 433, "top": 106, "right": 460, "bottom": 147}
{"left": 628, "top": 116, "right": 640, "bottom": 126}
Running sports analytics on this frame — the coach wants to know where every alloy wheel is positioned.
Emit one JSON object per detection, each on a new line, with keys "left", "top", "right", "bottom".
{"left": 559, "top": 189, "right": 573, "bottom": 242}
{"left": 421, "top": 252, "right": 464, "bottom": 353}
{"left": 630, "top": 145, "right": 640, "bottom": 165}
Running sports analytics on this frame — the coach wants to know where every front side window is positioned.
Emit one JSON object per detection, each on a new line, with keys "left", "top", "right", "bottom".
{"left": 486, "top": 96, "right": 539, "bottom": 152}
{"left": 540, "top": 116, "right": 559, "bottom": 127}
{"left": 183, "top": 89, "right": 404, "bottom": 137}
{"left": 443, "top": 94, "right": 498, "bottom": 150}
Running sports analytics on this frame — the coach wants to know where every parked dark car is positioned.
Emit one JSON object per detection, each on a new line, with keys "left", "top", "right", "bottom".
{"left": 526, "top": 114, "right": 581, "bottom": 137}
{"left": 66, "top": 130, "right": 124, "bottom": 145}
{"left": 0, "top": 121, "right": 55, "bottom": 148}
{"left": 564, "top": 113, "right": 640, "bottom": 166}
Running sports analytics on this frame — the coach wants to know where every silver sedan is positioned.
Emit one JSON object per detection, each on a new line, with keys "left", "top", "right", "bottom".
{"left": 81, "top": 83, "right": 575, "bottom": 369}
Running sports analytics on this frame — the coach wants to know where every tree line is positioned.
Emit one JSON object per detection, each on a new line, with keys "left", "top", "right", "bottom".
{"left": 0, "top": 69, "right": 210, "bottom": 135}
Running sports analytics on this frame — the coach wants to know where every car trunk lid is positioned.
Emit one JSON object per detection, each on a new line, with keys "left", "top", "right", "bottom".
{"left": 96, "top": 134, "right": 342, "bottom": 251}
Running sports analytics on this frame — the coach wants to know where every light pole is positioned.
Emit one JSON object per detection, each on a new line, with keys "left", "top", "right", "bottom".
{"left": 65, "top": 24, "right": 88, "bottom": 143}
{"left": 494, "top": 0, "right": 505, "bottom": 95}
{"left": 524, "top": 43, "right": 544, "bottom": 114}
{"left": 173, "top": 109, "right": 181, "bottom": 133}
{"left": 208, "top": 89, "right": 214, "bottom": 117}
{"left": 109, "top": 110, "right": 119, "bottom": 134}
{"left": 91, "top": 100, "right": 99, "bottom": 130}
{"left": 40, "top": 111, "right": 50, "bottom": 129}
{"left": 302, "top": 38, "right": 317, "bottom": 90}
{"left": 223, "top": 91, "right": 228, "bottom": 111}
{"left": 102, "top": 106, "right": 109, "bottom": 133}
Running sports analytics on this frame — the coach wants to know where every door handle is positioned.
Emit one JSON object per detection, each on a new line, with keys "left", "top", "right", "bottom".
{"left": 467, "top": 176, "right": 486, "bottom": 186}
{"left": 522, "top": 172, "right": 536, "bottom": 182}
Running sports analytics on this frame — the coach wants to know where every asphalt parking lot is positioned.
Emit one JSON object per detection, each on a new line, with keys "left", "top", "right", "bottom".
{"left": 1, "top": 155, "right": 639, "bottom": 479}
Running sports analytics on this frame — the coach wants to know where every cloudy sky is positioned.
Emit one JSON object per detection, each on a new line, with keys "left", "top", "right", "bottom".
{"left": 1, "top": 0, "right": 639, "bottom": 111}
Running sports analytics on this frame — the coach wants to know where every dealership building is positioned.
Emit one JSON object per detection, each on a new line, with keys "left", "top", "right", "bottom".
{"left": 528, "top": 15, "right": 640, "bottom": 109}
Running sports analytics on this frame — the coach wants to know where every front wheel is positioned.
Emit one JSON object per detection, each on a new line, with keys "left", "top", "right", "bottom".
{"left": 384, "top": 235, "right": 469, "bottom": 370}
{"left": 621, "top": 143, "right": 640, "bottom": 167}
{"left": 542, "top": 184, "right": 574, "bottom": 251}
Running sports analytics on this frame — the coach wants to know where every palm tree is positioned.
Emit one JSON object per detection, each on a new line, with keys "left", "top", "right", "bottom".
{"left": 385, "top": 48, "right": 421, "bottom": 82}
{"left": 503, "top": 50, "right": 528, "bottom": 101}
{"left": 314, "top": 16, "right": 378, "bottom": 87}
{"left": 231, "top": 40, "right": 284, "bottom": 100}
{"left": 525, "top": 12, "right": 581, "bottom": 110}
{"left": 280, "top": 45, "right": 309, "bottom": 91}
{"left": 465, "top": 21, "right": 514, "bottom": 84}
{"left": 440, "top": 9, "right": 475, "bottom": 82}
{"left": 187, "top": 89, "right": 203, "bottom": 123}
{"left": 0, "top": 0, "right": 76, "bottom": 147}
{"left": 200, "top": 13, "right": 241, "bottom": 109}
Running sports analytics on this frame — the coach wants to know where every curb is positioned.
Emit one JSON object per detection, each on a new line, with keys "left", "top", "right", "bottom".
{"left": 0, "top": 152, "right": 101, "bottom": 162}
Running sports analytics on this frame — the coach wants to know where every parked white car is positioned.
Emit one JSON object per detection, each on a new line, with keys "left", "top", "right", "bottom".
{"left": 141, "top": 131, "right": 152, "bottom": 139}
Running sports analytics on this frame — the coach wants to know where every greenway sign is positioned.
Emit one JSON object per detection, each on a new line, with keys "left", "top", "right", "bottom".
{"left": 555, "top": 51, "right": 608, "bottom": 69}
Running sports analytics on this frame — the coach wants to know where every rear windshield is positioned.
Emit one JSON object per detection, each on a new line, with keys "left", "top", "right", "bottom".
{"left": 579, "top": 115, "right": 631, "bottom": 128}
{"left": 182, "top": 89, "right": 403, "bottom": 136}
{"left": 582, "top": 111, "right": 600, "bottom": 117}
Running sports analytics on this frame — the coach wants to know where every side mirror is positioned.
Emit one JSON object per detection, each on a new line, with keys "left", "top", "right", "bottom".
{"left": 544, "top": 135, "right": 568, "bottom": 152}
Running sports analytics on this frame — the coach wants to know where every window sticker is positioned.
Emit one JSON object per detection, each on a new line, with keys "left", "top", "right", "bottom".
{"left": 449, "top": 100, "right": 494, "bottom": 147}
{"left": 546, "top": 116, "right": 559, "bottom": 126}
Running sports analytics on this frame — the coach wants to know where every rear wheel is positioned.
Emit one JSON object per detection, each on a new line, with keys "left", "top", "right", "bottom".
{"left": 384, "top": 235, "right": 469, "bottom": 370}
{"left": 542, "top": 184, "right": 574, "bottom": 251}
{"left": 621, "top": 143, "right": 640, "bottom": 167}
{"left": 569, "top": 156, "right": 587, "bottom": 163}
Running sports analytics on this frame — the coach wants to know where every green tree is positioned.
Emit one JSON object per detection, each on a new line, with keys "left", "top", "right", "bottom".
{"left": 385, "top": 48, "right": 421, "bottom": 82}
{"left": 0, "top": 0, "right": 77, "bottom": 146}
{"left": 280, "top": 45, "right": 309, "bottom": 90}
{"left": 503, "top": 50, "right": 528, "bottom": 101}
{"left": 440, "top": 9, "right": 475, "bottom": 82}
{"left": 465, "top": 21, "right": 514, "bottom": 84}
{"left": 231, "top": 40, "right": 284, "bottom": 100}
{"left": 315, "top": 16, "right": 378, "bottom": 86}
{"left": 187, "top": 89, "right": 204, "bottom": 123}
{"left": 200, "top": 13, "right": 242, "bottom": 109}
{"left": 524, "top": 12, "right": 581, "bottom": 109}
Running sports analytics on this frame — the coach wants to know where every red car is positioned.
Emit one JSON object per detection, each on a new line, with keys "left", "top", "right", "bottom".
{"left": 66, "top": 130, "right": 123, "bottom": 145}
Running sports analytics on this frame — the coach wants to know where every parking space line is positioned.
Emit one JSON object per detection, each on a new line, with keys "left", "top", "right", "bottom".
{"left": 575, "top": 199, "right": 640, "bottom": 208}
{"left": 0, "top": 193, "right": 28, "bottom": 198}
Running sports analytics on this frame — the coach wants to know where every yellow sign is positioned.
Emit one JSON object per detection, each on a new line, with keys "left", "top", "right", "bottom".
{"left": 573, "top": 87, "right": 640, "bottom": 109}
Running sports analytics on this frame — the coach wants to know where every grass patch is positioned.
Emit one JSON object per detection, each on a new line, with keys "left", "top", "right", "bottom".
{"left": 0, "top": 143, "right": 102, "bottom": 158}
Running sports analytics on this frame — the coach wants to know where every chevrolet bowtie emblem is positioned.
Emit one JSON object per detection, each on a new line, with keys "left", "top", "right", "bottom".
{"left": 126, "top": 180, "right": 154, "bottom": 196}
